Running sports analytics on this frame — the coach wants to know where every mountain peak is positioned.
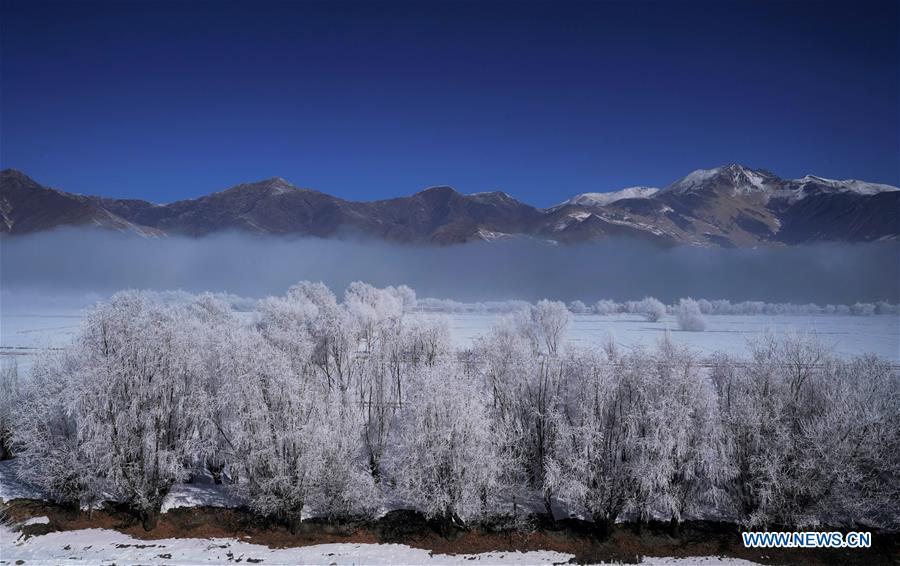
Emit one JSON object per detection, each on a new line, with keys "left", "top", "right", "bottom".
{"left": 556, "top": 187, "right": 660, "bottom": 209}
{"left": 214, "top": 176, "right": 299, "bottom": 197}
{"left": 662, "top": 164, "right": 778, "bottom": 196}
{"left": 1, "top": 168, "right": 33, "bottom": 182}
{"left": 415, "top": 185, "right": 459, "bottom": 198}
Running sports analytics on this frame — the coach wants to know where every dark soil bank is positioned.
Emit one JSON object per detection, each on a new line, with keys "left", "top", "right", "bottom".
{"left": 4, "top": 500, "right": 899, "bottom": 565}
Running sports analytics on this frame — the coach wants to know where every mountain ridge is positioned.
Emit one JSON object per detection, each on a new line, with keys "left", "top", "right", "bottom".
{"left": 2, "top": 165, "right": 897, "bottom": 247}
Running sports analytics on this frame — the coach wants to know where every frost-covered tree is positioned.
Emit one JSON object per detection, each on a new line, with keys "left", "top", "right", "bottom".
{"left": 634, "top": 297, "right": 666, "bottom": 322}
{"left": 345, "top": 281, "right": 403, "bottom": 353}
{"left": 189, "top": 295, "right": 251, "bottom": 484}
{"left": 675, "top": 298, "right": 707, "bottom": 332}
{"left": 402, "top": 315, "right": 451, "bottom": 366}
{"left": 643, "top": 336, "right": 731, "bottom": 525}
{"left": 547, "top": 345, "right": 647, "bottom": 533}
{"left": 258, "top": 294, "right": 318, "bottom": 376}
{"left": 528, "top": 300, "right": 570, "bottom": 356}
{"left": 388, "top": 360, "right": 503, "bottom": 526}
{"left": 875, "top": 301, "right": 899, "bottom": 315}
{"left": 708, "top": 332, "right": 892, "bottom": 528}
{"left": 74, "top": 292, "right": 207, "bottom": 529}
{"left": 387, "top": 284, "right": 417, "bottom": 312}
{"left": 228, "top": 331, "right": 323, "bottom": 532}
{"left": 567, "top": 300, "right": 590, "bottom": 314}
{"left": 476, "top": 316, "right": 566, "bottom": 516}
{"left": 355, "top": 314, "right": 441, "bottom": 479}
{"left": 850, "top": 302, "right": 876, "bottom": 316}
{"left": 593, "top": 299, "right": 621, "bottom": 315}
{"left": 311, "top": 391, "right": 379, "bottom": 520}
{"left": 548, "top": 338, "right": 731, "bottom": 533}
{"left": 12, "top": 349, "right": 94, "bottom": 508}
{"left": 826, "top": 355, "right": 900, "bottom": 529}
{"left": 0, "top": 359, "right": 20, "bottom": 460}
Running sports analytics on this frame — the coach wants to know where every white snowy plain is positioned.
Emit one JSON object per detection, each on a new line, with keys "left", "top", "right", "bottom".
{"left": 3, "top": 308, "right": 898, "bottom": 371}
{"left": 446, "top": 312, "right": 900, "bottom": 362}
{"left": 0, "top": 525, "right": 764, "bottom": 566}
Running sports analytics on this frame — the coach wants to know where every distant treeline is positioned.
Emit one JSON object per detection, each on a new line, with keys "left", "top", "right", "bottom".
{"left": 416, "top": 297, "right": 900, "bottom": 316}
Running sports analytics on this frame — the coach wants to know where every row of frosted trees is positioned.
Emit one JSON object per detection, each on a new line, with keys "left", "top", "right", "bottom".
{"left": 4, "top": 283, "right": 898, "bottom": 533}
{"left": 418, "top": 297, "right": 899, "bottom": 317}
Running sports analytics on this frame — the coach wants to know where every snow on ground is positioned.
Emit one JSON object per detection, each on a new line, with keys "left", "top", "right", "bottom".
{"left": 0, "top": 525, "right": 578, "bottom": 565}
{"left": 161, "top": 477, "right": 245, "bottom": 513}
{"left": 4, "top": 304, "right": 898, "bottom": 377}
{"left": 636, "top": 559, "right": 761, "bottom": 565}
{"left": 447, "top": 313, "right": 900, "bottom": 362}
{"left": 0, "top": 460, "right": 43, "bottom": 502}
{"left": 0, "top": 459, "right": 243, "bottom": 512}
{"left": 0, "top": 525, "right": 763, "bottom": 565}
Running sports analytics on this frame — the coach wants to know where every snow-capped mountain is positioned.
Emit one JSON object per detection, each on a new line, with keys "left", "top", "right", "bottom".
{"left": 555, "top": 187, "right": 659, "bottom": 208}
{"left": 659, "top": 164, "right": 781, "bottom": 196}
{"left": 1, "top": 165, "right": 897, "bottom": 247}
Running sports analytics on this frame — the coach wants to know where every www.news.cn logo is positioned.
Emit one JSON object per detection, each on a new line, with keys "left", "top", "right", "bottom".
{"left": 742, "top": 531, "right": 871, "bottom": 549}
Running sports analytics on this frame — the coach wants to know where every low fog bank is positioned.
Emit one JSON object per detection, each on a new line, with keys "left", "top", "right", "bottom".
{"left": 2, "top": 229, "right": 898, "bottom": 305}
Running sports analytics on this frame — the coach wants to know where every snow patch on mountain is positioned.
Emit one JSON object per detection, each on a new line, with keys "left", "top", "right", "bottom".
{"left": 557, "top": 187, "right": 659, "bottom": 208}
{"left": 768, "top": 175, "right": 900, "bottom": 203}
{"left": 795, "top": 175, "right": 898, "bottom": 195}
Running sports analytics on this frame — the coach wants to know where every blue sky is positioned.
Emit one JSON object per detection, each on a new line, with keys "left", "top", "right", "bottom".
{"left": 1, "top": 0, "right": 897, "bottom": 207}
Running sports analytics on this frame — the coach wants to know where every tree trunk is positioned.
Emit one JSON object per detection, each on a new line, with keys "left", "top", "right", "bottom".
{"left": 286, "top": 508, "right": 305, "bottom": 534}
{"left": 141, "top": 508, "right": 160, "bottom": 531}
{"left": 369, "top": 456, "right": 381, "bottom": 482}
{"left": 288, "top": 515, "right": 307, "bottom": 534}
{"left": 634, "top": 518, "right": 645, "bottom": 535}
{"left": 543, "top": 489, "right": 554, "bottom": 520}
{"left": 592, "top": 517, "right": 613, "bottom": 540}
{"left": 669, "top": 517, "right": 681, "bottom": 537}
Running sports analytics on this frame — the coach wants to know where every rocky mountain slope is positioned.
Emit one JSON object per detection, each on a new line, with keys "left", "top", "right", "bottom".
{"left": 2, "top": 165, "right": 897, "bottom": 247}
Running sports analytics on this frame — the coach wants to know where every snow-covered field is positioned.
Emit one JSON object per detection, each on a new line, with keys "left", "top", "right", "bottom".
{"left": 447, "top": 312, "right": 900, "bottom": 361}
{"left": 0, "top": 525, "right": 576, "bottom": 565}
{"left": 3, "top": 307, "right": 898, "bottom": 369}
{"left": 0, "top": 525, "right": 763, "bottom": 566}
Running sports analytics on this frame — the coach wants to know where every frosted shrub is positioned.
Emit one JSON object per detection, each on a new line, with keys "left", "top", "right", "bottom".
{"left": 593, "top": 299, "right": 621, "bottom": 315}
{"left": 675, "top": 298, "right": 707, "bottom": 331}
{"left": 528, "top": 299, "right": 570, "bottom": 356}
{"left": 567, "top": 300, "right": 590, "bottom": 314}
{"left": 636, "top": 297, "right": 667, "bottom": 322}
{"left": 876, "top": 301, "right": 899, "bottom": 315}
{"left": 851, "top": 302, "right": 876, "bottom": 316}
{"left": 387, "top": 284, "right": 417, "bottom": 311}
